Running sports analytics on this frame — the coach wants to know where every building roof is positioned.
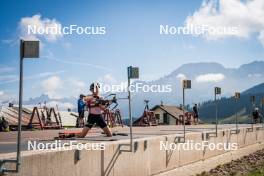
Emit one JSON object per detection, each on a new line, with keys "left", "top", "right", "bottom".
{"left": 0, "top": 106, "right": 38, "bottom": 126}
{"left": 58, "top": 111, "right": 78, "bottom": 126}
{"left": 151, "top": 105, "right": 184, "bottom": 120}
{"left": 0, "top": 106, "right": 78, "bottom": 127}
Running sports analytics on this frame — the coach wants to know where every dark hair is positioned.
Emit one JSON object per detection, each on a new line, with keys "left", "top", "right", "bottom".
{"left": 79, "top": 94, "right": 85, "bottom": 98}
{"left": 90, "top": 82, "right": 100, "bottom": 91}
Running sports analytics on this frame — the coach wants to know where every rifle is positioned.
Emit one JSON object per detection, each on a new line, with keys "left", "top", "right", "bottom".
{"left": 93, "top": 93, "right": 128, "bottom": 110}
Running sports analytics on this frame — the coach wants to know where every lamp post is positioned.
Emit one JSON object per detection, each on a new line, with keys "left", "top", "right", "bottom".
{"left": 250, "top": 95, "right": 255, "bottom": 130}
{"left": 18, "top": 40, "right": 39, "bottom": 171}
{"left": 182, "top": 80, "right": 191, "bottom": 142}
{"left": 127, "top": 66, "right": 139, "bottom": 152}
{"left": 261, "top": 97, "right": 264, "bottom": 128}
{"left": 234, "top": 92, "right": 240, "bottom": 133}
{"left": 0, "top": 40, "right": 39, "bottom": 174}
{"left": 214, "top": 87, "right": 221, "bottom": 137}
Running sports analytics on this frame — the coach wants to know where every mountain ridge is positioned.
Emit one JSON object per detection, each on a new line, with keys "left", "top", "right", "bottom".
{"left": 21, "top": 60, "right": 264, "bottom": 117}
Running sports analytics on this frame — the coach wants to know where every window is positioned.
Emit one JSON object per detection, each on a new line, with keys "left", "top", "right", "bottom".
{"left": 155, "top": 114, "right": 160, "bottom": 120}
{"left": 163, "top": 113, "right": 169, "bottom": 124}
{"left": 155, "top": 114, "right": 160, "bottom": 123}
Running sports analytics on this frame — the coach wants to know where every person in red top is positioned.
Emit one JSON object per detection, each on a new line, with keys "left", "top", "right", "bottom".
{"left": 77, "top": 82, "right": 112, "bottom": 138}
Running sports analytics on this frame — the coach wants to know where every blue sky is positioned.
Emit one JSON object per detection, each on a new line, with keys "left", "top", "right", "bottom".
{"left": 0, "top": 0, "right": 264, "bottom": 101}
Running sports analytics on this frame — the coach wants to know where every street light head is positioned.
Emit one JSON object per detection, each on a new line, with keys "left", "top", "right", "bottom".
{"left": 21, "top": 40, "right": 39, "bottom": 58}
{"left": 235, "top": 92, "right": 240, "bottom": 99}
{"left": 127, "top": 66, "right": 139, "bottom": 79}
{"left": 215, "top": 87, "right": 221, "bottom": 95}
{"left": 183, "top": 80, "right": 191, "bottom": 89}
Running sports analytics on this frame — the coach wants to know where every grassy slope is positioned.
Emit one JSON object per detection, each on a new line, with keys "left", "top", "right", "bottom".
{"left": 219, "top": 108, "right": 251, "bottom": 124}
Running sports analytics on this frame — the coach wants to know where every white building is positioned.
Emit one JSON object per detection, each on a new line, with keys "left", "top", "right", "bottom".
{"left": 151, "top": 105, "right": 185, "bottom": 125}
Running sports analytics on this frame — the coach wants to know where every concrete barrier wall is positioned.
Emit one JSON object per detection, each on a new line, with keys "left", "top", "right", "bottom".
{"left": 3, "top": 126, "right": 264, "bottom": 176}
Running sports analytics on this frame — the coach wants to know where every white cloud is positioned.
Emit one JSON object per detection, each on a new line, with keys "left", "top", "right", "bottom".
{"left": 46, "top": 101, "right": 74, "bottom": 110}
{"left": 19, "top": 14, "right": 63, "bottom": 42}
{"left": 186, "top": 44, "right": 195, "bottom": 49}
{"left": 75, "top": 81, "right": 85, "bottom": 88}
{"left": 67, "top": 78, "right": 87, "bottom": 95}
{"left": 0, "top": 71, "right": 65, "bottom": 85}
{"left": 95, "top": 74, "right": 128, "bottom": 93}
{"left": 0, "top": 75, "right": 17, "bottom": 82}
{"left": 258, "top": 31, "right": 264, "bottom": 46}
{"left": 62, "top": 42, "right": 72, "bottom": 49}
{"left": 0, "top": 91, "right": 16, "bottom": 104}
{"left": 39, "top": 76, "right": 88, "bottom": 98}
{"left": 248, "top": 73, "right": 262, "bottom": 78}
{"left": 176, "top": 73, "right": 187, "bottom": 81}
{"left": 41, "top": 76, "right": 63, "bottom": 98}
{"left": 98, "top": 74, "right": 117, "bottom": 84}
{"left": 25, "top": 71, "right": 65, "bottom": 81}
{"left": 43, "top": 51, "right": 112, "bottom": 71}
{"left": 185, "top": 0, "right": 264, "bottom": 45}
{"left": 195, "top": 73, "right": 225, "bottom": 83}
{"left": 0, "top": 65, "right": 14, "bottom": 73}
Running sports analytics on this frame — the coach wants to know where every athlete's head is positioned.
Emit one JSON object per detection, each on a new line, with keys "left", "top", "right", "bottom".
{"left": 90, "top": 82, "right": 100, "bottom": 95}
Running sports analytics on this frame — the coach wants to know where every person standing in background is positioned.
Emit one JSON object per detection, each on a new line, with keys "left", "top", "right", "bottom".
{"left": 77, "top": 94, "right": 85, "bottom": 127}
{"left": 193, "top": 104, "right": 199, "bottom": 124}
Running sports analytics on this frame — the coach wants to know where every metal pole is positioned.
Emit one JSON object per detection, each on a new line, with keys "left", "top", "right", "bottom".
{"left": 0, "top": 103, "right": 3, "bottom": 115}
{"left": 261, "top": 97, "right": 264, "bottom": 128}
{"left": 127, "top": 71, "right": 133, "bottom": 152}
{"left": 235, "top": 98, "right": 238, "bottom": 133}
{"left": 215, "top": 93, "right": 218, "bottom": 137}
{"left": 251, "top": 100, "right": 254, "bottom": 129}
{"left": 183, "top": 87, "right": 185, "bottom": 141}
{"left": 17, "top": 40, "right": 23, "bottom": 171}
